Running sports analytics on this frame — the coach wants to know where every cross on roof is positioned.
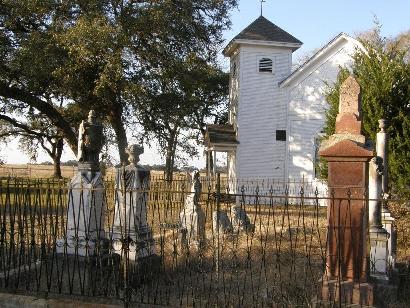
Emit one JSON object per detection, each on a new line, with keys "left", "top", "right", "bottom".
{"left": 260, "top": 0, "right": 266, "bottom": 16}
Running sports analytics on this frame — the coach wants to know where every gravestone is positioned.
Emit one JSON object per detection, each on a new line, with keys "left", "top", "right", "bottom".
{"left": 112, "top": 144, "right": 155, "bottom": 260}
{"left": 230, "top": 185, "right": 252, "bottom": 232}
{"left": 57, "top": 110, "right": 106, "bottom": 256}
{"left": 319, "top": 76, "right": 374, "bottom": 305}
{"left": 179, "top": 170, "right": 205, "bottom": 250}
{"left": 212, "top": 210, "right": 232, "bottom": 234}
{"left": 230, "top": 204, "right": 252, "bottom": 232}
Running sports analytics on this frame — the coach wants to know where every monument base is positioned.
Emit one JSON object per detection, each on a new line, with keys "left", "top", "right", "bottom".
{"left": 179, "top": 207, "right": 206, "bottom": 249}
{"left": 369, "top": 227, "right": 389, "bottom": 281}
{"left": 56, "top": 237, "right": 109, "bottom": 256}
{"left": 111, "top": 226, "right": 156, "bottom": 260}
{"left": 372, "top": 280, "right": 399, "bottom": 307}
{"left": 56, "top": 171, "right": 107, "bottom": 256}
{"left": 212, "top": 210, "right": 233, "bottom": 234}
{"left": 318, "top": 278, "right": 374, "bottom": 306}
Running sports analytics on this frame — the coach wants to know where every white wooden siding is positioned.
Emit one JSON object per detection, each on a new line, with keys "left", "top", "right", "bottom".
{"left": 236, "top": 45, "right": 292, "bottom": 179}
{"left": 286, "top": 43, "right": 356, "bottom": 185}
{"left": 227, "top": 35, "right": 359, "bottom": 189}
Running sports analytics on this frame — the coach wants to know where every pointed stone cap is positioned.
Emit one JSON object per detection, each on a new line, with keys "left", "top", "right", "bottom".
{"left": 319, "top": 139, "right": 373, "bottom": 158}
{"left": 339, "top": 76, "right": 361, "bottom": 116}
{"left": 335, "top": 76, "right": 362, "bottom": 135}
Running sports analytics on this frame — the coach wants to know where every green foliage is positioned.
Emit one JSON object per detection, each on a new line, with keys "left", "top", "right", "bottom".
{"left": 314, "top": 68, "right": 350, "bottom": 179}
{"left": 322, "top": 27, "right": 410, "bottom": 197}
{"left": 0, "top": 0, "right": 238, "bottom": 168}
{"left": 134, "top": 52, "right": 229, "bottom": 180}
{"left": 323, "top": 68, "right": 351, "bottom": 137}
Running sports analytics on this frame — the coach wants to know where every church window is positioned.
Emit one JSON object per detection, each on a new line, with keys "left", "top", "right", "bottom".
{"left": 259, "top": 57, "right": 273, "bottom": 73}
{"left": 276, "top": 130, "right": 286, "bottom": 141}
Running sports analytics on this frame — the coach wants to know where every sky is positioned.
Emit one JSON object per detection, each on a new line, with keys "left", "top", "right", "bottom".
{"left": 1, "top": 0, "right": 410, "bottom": 167}
{"left": 226, "top": 0, "right": 410, "bottom": 62}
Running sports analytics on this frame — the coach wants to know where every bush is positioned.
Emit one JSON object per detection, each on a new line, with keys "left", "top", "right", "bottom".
{"left": 321, "top": 29, "right": 410, "bottom": 198}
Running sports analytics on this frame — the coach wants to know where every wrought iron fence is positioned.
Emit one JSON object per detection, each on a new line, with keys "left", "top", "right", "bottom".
{"left": 0, "top": 176, "right": 408, "bottom": 307}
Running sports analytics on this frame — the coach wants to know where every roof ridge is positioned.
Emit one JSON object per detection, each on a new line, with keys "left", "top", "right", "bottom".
{"left": 223, "top": 16, "right": 302, "bottom": 55}
{"left": 234, "top": 16, "right": 302, "bottom": 44}
{"left": 280, "top": 33, "right": 364, "bottom": 87}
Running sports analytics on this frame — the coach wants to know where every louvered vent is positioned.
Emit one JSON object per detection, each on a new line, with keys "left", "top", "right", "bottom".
{"left": 259, "top": 58, "right": 273, "bottom": 73}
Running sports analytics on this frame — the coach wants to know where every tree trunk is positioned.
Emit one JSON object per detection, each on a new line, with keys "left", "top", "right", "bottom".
{"left": 108, "top": 103, "right": 128, "bottom": 164}
{"left": 52, "top": 138, "right": 64, "bottom": 178}
{"left": 165, "top": 150, "right": 173, "bottom": 182}
{"left": 52, "top": 157, "right": 62, "bottom": 178}
{"left": 164, "top": 129, "right": 178, "bottom": 182}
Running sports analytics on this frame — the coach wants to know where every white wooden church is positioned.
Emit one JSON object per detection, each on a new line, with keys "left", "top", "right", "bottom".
{"left": 205, "top": 15, "right": 364, "bottom": 189}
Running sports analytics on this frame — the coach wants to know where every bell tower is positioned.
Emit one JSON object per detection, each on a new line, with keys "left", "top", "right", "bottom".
{"left": 206, "top": 16, "right": 302, "bottom": 183}
{"left": 226, "top": 16, "right": 301, "bottom": 180}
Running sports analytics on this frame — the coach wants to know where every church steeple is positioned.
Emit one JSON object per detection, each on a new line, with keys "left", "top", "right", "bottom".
{"left": 223, "top": 16, "right": 302, "bottom": 56}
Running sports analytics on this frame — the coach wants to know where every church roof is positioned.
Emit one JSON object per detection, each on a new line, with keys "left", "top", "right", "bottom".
{"left": 234, "top": 16, "right": 302, "bottom": 44}
{"left": 280, "top": 33, "right": 365, "bottom": 88}
{"left": 223, "top": 16, "right": 302, "bottom": 55}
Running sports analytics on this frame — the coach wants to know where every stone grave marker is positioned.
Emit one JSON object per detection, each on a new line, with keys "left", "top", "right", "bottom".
{"left": 57, "top": 110, "right": 106, "bottom": 256}
{"left": 179, "top": 170, "right": 206, "bottom": 251}
{"left": 112, "top": 144, "right": 156, "bottom": 260}
{"left": 319, "top": 76, "right": 374, "bottom": 305}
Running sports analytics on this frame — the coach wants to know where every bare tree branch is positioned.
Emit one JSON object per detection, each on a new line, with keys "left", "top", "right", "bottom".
{"left": 0, "top": 82, "right": 78, "bottom": 153}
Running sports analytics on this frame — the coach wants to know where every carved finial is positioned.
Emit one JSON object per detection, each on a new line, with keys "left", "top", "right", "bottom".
{"left": 126, "top": 144, "right": 144, "bottom": 166}
{"left": 189, "top": 170, "right": 201, "bottom": 192}
{"left": 378, "top": 119, "right": 387, "bottom": 133}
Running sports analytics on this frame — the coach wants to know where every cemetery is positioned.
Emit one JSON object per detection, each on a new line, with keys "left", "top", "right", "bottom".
{"left": 0, "top": 2, "right": 410, "bottom": 307}
{"left": 0, "top": 76, "right": 409, "bottom": 307}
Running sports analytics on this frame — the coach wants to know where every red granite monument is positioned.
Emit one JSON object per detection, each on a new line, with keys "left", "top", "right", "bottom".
{"left": 319, "top": 76, "right": 374, "bottom": 305}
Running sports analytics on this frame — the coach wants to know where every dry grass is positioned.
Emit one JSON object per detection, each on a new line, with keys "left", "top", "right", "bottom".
{"left": 0, "top": 164, "right": 195, "bottom": 180}
{"left": 0, "top": 181, "right": 409, "bottom": 306}
{"left": 0, "top": 164, "right": 80, "bottom": 178}
{"left": 0, "top": 188, "right": 329, "bottom": 306}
